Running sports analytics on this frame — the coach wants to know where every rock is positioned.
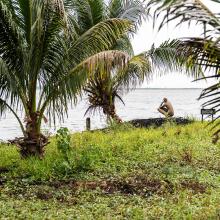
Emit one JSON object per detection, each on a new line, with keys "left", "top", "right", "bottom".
{"left": 129, "top": 117, "right": 192, "bottom": 128}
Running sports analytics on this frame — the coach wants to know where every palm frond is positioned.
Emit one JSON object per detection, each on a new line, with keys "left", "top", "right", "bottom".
{"left": 0, "top": 1, "right": 25, "bottom": 73}
{"left": 113, "top": 53, "right": 152, "bottom": 91}
{"left": 175, "top": 38, "right": 220, "bottom": 121}
{"left": 15, "top": 0, "right": 32, "bottom": 43}
{"left": 87, "top": 0, "right": 106, "bottom": 25}
{"left": 70, "top": 0, "right": 106, "bottom": 34}
{"left": 109, "top": 0, "right": 148, "bottom": 30}
{"left": 0, "top": 59, "right": 28, "bottom": 113}
{"left": 68, "top": 18, "right": 132, "bottom": 64}
{"left": 178, "top": 38, "right": 220, "bottom": 73}
{"left": 113, "top": 34, "right": 134, "bottom": 56}
{"left": 148, "top": 39, "right": 203, "bottom": 79}
{"left": 0, "top": 60, "right": 26, "bottom": 134}
{"left": 149, "top": 0, "right": 220, "bottom": 37}
{"left": 0, "top": 98, "right": 25, "bottom": 136}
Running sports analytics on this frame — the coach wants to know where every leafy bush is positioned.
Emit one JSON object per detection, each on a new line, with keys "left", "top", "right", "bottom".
{"left": 56, "top": 127, "right": 71, "bottom": 164}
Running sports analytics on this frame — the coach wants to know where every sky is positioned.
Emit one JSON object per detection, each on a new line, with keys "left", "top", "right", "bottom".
{"left": 131, "top": 0, "right": 219, "bottom": 88}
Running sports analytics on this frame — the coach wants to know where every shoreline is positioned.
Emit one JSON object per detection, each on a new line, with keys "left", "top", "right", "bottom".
{"left": 2, "top": 117, "right": 194, "bottom": 144}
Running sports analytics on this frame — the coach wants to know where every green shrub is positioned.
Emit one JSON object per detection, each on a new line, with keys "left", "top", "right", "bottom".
{"left": 56, "top": 127, "right": 71, "bottom": 163}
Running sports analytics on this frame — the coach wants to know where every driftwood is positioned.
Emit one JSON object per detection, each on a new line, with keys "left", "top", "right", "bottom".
{"left": 129, "top": 117, "right": 192, "bottom": 128}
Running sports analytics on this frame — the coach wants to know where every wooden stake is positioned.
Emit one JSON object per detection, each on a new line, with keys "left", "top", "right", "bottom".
{"left": 86, "top": 117, "right": 91, "bottom": 131}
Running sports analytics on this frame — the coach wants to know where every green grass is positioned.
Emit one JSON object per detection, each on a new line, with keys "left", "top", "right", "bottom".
{"left": 1, "top": 122, "right": 220, "bottom": 219}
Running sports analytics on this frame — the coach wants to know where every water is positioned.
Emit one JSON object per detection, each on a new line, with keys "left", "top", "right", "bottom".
{"left": 0, "top": 88, "right": 203, "bottom": 140}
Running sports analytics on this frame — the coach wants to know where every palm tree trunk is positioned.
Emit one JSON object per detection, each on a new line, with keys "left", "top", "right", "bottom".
{"left": 19, "top": 113, "right": 48, "bottom": 158}
{"left": 104, "top": 104, "right": 122, "bottom": 123}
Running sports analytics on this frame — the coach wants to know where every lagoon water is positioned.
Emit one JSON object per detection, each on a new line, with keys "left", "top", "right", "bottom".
{"left": 0, "top": 88, "right": 204, "bottom": 140}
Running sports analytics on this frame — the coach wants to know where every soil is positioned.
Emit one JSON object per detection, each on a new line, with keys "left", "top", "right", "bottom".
{"left": 181, "top": 180, "right": 207, "bottom": 194}
{"left": 3, "top": 176, "right": 208, "bottom": 203}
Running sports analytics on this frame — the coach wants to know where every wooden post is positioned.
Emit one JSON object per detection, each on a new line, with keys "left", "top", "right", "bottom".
{"left": 86, "top": 117, "right": 91, "bottom": 131}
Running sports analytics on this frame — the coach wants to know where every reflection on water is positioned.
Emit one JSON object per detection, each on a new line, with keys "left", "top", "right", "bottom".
{"left": 0, "top": 89, "right": 203, "bottom": 140}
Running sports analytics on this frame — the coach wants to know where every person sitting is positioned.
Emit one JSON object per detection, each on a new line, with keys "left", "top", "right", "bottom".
{"left": 158, "top": 97, "right": 174, "bottom": 118}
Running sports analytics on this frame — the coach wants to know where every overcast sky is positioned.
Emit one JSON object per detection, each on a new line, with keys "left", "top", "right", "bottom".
{"left": 132, "top": 0, "right": 219, "bottom": 88}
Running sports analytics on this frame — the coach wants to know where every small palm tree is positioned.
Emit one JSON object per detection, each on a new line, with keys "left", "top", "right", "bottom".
{"left": 84, "top": 52, "right": 151, "bottom": 122}
{"left": 0, "top": 0, "right": 132, "bottom": 157}
{"left": 84, "top": 39, "right": 202, "bottom": 122}
{"left": 149, "top": 0, "right": 220, "bottom": 134}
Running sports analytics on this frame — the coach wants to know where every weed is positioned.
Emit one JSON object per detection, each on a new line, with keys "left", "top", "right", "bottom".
{"left": 56, "top": 127, "right": 71, "bottom": 164}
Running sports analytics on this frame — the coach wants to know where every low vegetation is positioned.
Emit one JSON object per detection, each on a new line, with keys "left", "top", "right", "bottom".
{"left": 1, "top": 122, "right": 220, "bottom": 219}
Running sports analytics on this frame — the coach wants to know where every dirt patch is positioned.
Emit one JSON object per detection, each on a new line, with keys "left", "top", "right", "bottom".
{"left": 181, "top": 180, "right": 207, "bottom": 193}
{"left": 36, "top": 191, "right": 53, "bottom": 200}
{"left": 4, "top": 176, "right": 209, "bottom": 203}
{"left": 50, "top": 176, "right": 170, "bottom": 197}
{"left": 89, "top": 178, "right": 163, "bottom": 196}
{"left": 31, "top": 177, "right": 208, "bottom": 198}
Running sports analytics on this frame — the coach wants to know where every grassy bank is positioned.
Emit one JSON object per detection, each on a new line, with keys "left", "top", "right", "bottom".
{"left": 1, "top": 122, "right": 220, "bottom": 219}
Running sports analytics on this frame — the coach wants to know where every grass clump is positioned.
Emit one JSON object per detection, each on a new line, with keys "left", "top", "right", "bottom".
{"left": 1, "top": 121, "right": 220, "bottom": 219}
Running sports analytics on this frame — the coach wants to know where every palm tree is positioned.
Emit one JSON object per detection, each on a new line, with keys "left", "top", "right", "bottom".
{"left": 77, "top": 0, "right": 202, "bottom": 122}
{"left": 0, "top": 0, "right": 132, "bottom": 158}
{"left": 148, "top": 0, "right": 220, "bottom": 134}
{"left": 84, "top": 52, "right": 151, "bottom": 122}
{"left": 70, "top": 0, "right": 147, "bottom": 121}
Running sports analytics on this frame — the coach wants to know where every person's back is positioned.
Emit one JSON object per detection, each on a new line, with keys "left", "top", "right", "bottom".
{"left": 164, "top": 99, "right": 174, "bottom": 116}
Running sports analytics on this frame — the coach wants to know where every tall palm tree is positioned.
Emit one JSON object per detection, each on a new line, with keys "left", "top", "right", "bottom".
{"left": 0, "top": 0, "right": 132, "bottom": 157}
{"left": 148, "top": 0, "right": 220, "bottom": 134}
